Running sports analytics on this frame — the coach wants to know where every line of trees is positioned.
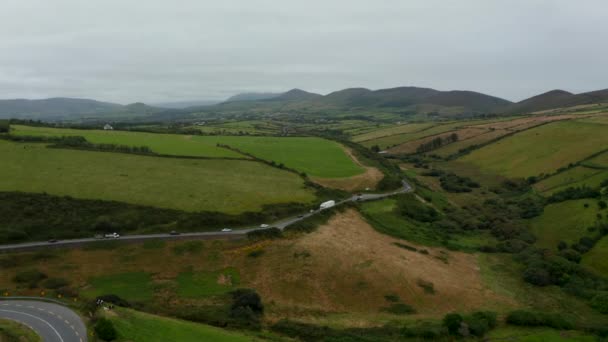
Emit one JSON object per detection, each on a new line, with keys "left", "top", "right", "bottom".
{"left": 416, "top": 133, "right": 458, "bottom": 153}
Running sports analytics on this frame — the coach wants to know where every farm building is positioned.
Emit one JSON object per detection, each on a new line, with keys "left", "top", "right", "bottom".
{"left": 103, "top": 124, "right": 114, "bottom": 130}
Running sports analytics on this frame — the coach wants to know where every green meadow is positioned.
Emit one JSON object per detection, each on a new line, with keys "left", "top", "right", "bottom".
{"left": 582, "top": 236, "right": 608, "bottom": 278}
{"left": 206, "top": 135, "right": 364, "bottom": 178}
{"left": 107, "top": 308, "right": 259, "bottom": 342}
{"left": 11, "top": 125, "right": 242, "bottom": 158}
{"left": 529, "top": 199, "right": 601, "bottom": 249}
{"left": 459, "top": 121, "right": 608, "bottom": 179}
{"left": 12, "top": 125, "right": 363, "bottom": 178}
{"left": 0, "top": 140, "right": 315, "bottom": 213}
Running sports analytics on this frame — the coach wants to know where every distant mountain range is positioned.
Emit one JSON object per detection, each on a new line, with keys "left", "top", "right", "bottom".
{"left": 499, "top": 89, "right": 608, "bottom": 114}
{"left": 0, "top": 98, "right": 162, "bottom": 120}
{"left": 1, "top": 86, "right": 606, "bottom": 121}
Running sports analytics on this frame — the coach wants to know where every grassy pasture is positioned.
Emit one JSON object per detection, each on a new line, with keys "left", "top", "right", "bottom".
{"left": 351, "top": 122, "right": 435, "bottom": 142}
{"left": 107, "top": 308, "right": 257, "bottom": 342}
{"left": 459, "top": 121, "right": 608, "bottom": 179}
{"left": 582, "top": 236, "right": 608, "bottom": 277}
{"left": 11, "top": 125, "right": 242, "bottom": 158}
{"left": 534, "top": 166, "right": 608, "bottom": 194}
{"left": 433, "top": 129, "right": 510, "bottom": 157}
{"left": 0, "top": 140, "right": 315, "bottom": 213}
{"left": 11, "top": 125, "right": 364, "bottom": 178}
{"left": 188, "top": 120, "right": 281, "bottom": 135}
{"left": 85, "top": 272, "right": 154, "bottom": 301}
{"left": 207, "top": 136, "right": 364, "bottom": 178}
{"left": 176, "top": 268, "right": 240, "bottom": 298}
{"left": 529, "top": 199, "right": 601, "bottom": 249}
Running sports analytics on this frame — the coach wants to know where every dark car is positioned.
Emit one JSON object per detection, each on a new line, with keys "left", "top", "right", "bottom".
{"left": 297, "top": 215, "right": 304, "bottom": 218}
{"left": 48, "top": 239, "right": 58, "bottom": 243}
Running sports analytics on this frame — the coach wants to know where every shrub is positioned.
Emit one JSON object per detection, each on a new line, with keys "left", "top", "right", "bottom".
{"left": 393, "top": 242, "right": 417, "bottom": 252}
{"left": 247, "top": 249, "right": 265, "bottom": 258}
{"left": 416, "top": 279, "right": 435, "bottom": 294}
{"left": 506, "top": 310, "right": 573, "bottom": 329}
{"left": 384, "top": 294, "right": 400, "bottom": 302}
{"left": 94, "top": 318, "right": 117, "bottom": 341}
{"left": 247, "top": 227, "right": 282, "bottom": 240}
{"left": 384, "top": 303, "right": 416, "bottom": 315}
{"left": 13, "top": 269, "right": 47, "bottom": 287}
{"left": 41, "top": 277, "right": 69, "bottom": 289}
{"left": 229, "top": 289, "right": 264, "bottom": 329}
{"left": 591, "top": 292, "right": 608, "bottom": 314}
{"left": 523, "top": 266, "right": 552, "bottom": 286}
{"left": 443, "top": 313, "right": 463, "bottom": 335}
{"left": 599, "top": 200, "right": 607, "bottom": 210}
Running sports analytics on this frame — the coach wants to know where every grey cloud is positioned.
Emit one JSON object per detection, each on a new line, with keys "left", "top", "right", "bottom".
{"left": 1, "top": 0, "right": 607, "bottom": 103}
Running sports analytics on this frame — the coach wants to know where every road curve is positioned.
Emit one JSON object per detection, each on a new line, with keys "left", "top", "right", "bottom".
{"left": 0, "top": 180, "right": 413, "bottom": 252}
{"left": 0, "top": 300, "right": 87, "bottom": 342}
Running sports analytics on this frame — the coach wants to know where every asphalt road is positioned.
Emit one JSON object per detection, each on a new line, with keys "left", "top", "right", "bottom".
{"left": 0, "top": 300, "right": 87, "bottom": 342}
{"left": 0, "top": 180, "right": 412, "bottom": 252}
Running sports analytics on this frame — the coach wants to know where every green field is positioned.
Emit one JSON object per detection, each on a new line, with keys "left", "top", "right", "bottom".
{"left": 529, "top": 200, "right": 601, "bottom": 249}
{"left": 534, "top": 166, "right": 608, "bottom": 194}
{"left": 206, "top": 136, "right": 364, "bottom": 178}
{"left": 107, "top": 308, "right": 258, "bottom": 342}
{"left": 177, "top": 268, "right": 240, "bottom": 298}
{"left": 0, "top": 140, "right": 315, "bottom": 213}
{"left": 351, "top": 122, "right": 435, "bottom": 142}
{"left": 11, "top": 125, "right": 243, "bottom": 158}
{"left": 582, "top": 236, "right": 608, "bottom": 277}
{"left": 85, "top": 272, "right": 154, "bottom": 301}
{"left": 12, "top": 125, "right": 362, "bottom": 178}
{"left": 459, "top": 121, "right": 608, "bottom": 179}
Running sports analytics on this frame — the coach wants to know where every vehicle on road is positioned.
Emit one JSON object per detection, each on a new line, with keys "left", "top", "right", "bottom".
{"left": 320, "top": 200, "right": 336, "bottom": 209}
{"left": 104, "top": 232, "right": 120, "bottom": 239}
{"left": 221, "top": 228, "right": 232, "bottom": 232}
{"left": 47, "top": 239, "right": 58, "bottom": 243}
{"left": 169, "top": 230, "right": 180, "bottom": 235}
{"left": 297, "top": 214, "right": 304, "bottom": 218}
{"left": 260, "top": 224, "right": 270, "bottom": 228}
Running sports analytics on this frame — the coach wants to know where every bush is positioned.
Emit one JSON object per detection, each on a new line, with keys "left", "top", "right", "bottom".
{"left": 591, "top": 292, "right": 608, "bottom": 314}
{"left": 41, "top": 277, "right": 69, "bottom": 289}
{"left": 229, "top": 289, "right": 264, "bottom": 328}
{"left": 94, "top": 318, "right": 117, "bottom": 341}
{"left": 443, "top": 313, "right": 463, "bottom": 335}
{"left": 506, "top": 310, "right": 573, "bottom": 329}
{"left": 416, "top": 279, "right": 435, "bottom": 294}
{"left": 383, "top": 303, "right": 416, "bottom": 315}
{"left": 247, "top": 227, "right": 282, "bottom": 240}
{"left": 13, "top": 270, "right": 47, "bottom": 287}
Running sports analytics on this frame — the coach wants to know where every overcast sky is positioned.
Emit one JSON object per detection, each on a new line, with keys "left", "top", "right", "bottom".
{"left": 1, "top": 0, "right": 607, "bottom": 104}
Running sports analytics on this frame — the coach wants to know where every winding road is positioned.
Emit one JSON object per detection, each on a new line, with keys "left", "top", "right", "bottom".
{"left": 0, "top": 300, "right": 87, "bottom": 342}
{"left": 0, "top": 180, "right": 412, "bottom": 253}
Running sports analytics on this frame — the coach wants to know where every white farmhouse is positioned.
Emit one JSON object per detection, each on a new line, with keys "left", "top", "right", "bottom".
{"left": 103, "top": 124, "right": 114, "bottom": 130}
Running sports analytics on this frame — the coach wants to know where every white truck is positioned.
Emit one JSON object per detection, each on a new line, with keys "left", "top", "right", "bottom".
{"left": 319, "top": 200, "right": 335, "bottom": 210}
{"left": 104, "top": 232, "right": 120, "bottom": 239}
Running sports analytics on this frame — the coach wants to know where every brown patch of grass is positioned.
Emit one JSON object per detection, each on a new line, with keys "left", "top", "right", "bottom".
{"left": 236, "top": 209, "right": 512, "bottom": 319}
{"left": 312, "top": 146, "right": 384, "bottom": 191}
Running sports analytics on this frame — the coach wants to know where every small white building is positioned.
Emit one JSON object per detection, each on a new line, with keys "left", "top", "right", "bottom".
{"left": 103, "top": 124, "right": 113, "bottom": 130}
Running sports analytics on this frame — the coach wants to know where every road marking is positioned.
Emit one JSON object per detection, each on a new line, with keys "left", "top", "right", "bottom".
{"left": 49, "top": 311, "right": 56, "bottom": 316}
{"left": 0, "top": 309, "right": 65, "bottom": 342}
